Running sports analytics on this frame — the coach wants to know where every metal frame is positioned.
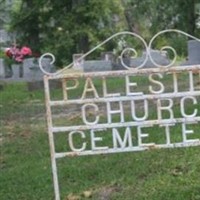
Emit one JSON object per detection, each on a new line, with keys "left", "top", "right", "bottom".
{"left": 40, "top": 29, "right": 200, "bottom": 200}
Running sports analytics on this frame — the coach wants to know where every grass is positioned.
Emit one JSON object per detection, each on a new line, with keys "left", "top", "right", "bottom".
{"left": 0, "top": 70, "right": 200, "bottom": 200}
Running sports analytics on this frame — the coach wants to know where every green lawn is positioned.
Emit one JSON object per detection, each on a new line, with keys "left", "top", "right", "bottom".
{"left": 0, "top": 72, "right": 200, "bottom": 200}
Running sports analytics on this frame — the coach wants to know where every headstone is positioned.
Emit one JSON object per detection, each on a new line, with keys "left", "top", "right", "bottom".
{"left": 0, "top": 58, "right": 13, "bottom": 78}
{"left": 11, "top": 64, "right": 23, "bottom": 80}
{"left": 0, "top": 59, "right": 5, "bottom": 78}
{"left": 137, "top": 50, "right": 170, "bottom": 68}
{"left": 25, "top": 58, "right": 57, "bottom": 90}
{"left": 23, "top": 58, "right": 55, "bottom": 82}
{"left": 0, "top": 57, "right": 55, "bottom": 83}
{"left": 101, "top": 52, "right": 115, "bottom": 62}
{"left": 182, "top": 40, "right": 200, "bottom": 65}
{"left": 73, "top": 54, "right": 84, "bottom": 71}
{"left": 23, "top": 58, "right": 34, "bottom": 81}
{"left": 112, "top": 57, "right": 130, "bottom": 70}
{"left": 113, "top": 49, "right": 170, "bottom": 70}
{"left": 83, "top": 60, "right": 112, "bottom": 72}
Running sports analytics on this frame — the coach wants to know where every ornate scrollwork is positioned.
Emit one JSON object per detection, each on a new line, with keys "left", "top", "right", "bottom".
{"left": 39, "top": 31, "right": 148, "bottom": 75}
{"left": 39, "top": 53, "right": 56, "bottom": 76}
{"left": 120, "top": 46, "right": 148, "bottom": 69}
{"left": 39, "top": 29, "right": 200, "bottom": 75}
{"left": 148, "top": 29, "right": 200, "bottom": 68}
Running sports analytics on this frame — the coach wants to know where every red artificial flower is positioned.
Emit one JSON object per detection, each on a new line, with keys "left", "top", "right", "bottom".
{"left": 5, "top": 45, "right": 33, "bottom": 63}
{"left": 5, "top": 49, "right": 12, "bottom": 58}
{"left": 20, "top": 46, "right": 32, "bottom": 56}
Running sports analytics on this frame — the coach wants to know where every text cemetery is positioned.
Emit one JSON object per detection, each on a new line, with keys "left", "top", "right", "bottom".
{"left": 46, "top": 68, "right": 200, "bottom": 156}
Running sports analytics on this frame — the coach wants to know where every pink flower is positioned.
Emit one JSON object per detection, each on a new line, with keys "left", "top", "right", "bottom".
{"left": 15, "top": 55, "right": 24, "bottom": 62}
{"left": 20, "top": 46, "right": 32, "bottom": 56}
{"left": 5, "top": 45, "right": 33, "bottom": 63}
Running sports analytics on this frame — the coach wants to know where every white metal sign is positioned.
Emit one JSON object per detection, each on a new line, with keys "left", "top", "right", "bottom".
{"left": 40, "top": 29, "right": 200, "bottom": 200}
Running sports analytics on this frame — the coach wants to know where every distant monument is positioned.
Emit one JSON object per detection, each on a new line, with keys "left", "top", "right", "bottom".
{"left": 182, "top": 40, "right": 200, "bottom": 65}
{"left": 83, "top": 60, "right": 113, "bottom": 72}
{"left": 113, "top": 49, "right": 170, "bottom": 70}
{"left": 72, "top": 54, "right": 84, "bottom": 71}
{"left": 0, "top": 57, "right": 55, "bottom": 83}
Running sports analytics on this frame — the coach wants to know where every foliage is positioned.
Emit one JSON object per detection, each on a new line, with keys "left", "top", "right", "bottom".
{"left": 6, "top": 0, "right": 200, "bottom": 66}
{"left": 0, "top": 49, "right": 12, "bottom": 66}
{"left": 9, "top": 0, "right": 125, "bottom": 67}
{"left": 0, "top": 49, "right": 5, "bottom": 58}
{"left": 121, "top": 0, "right": 200, "bottom": 57}
{"left": 122, "top": 0, "right": 200, "bottom": 37}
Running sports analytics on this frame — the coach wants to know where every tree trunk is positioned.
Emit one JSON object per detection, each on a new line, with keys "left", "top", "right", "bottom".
{"left": 78, "top": 35, "right": 89, "bottom": 53}
{"left": 187, "top": 0, "right": 196, "bottom": 36}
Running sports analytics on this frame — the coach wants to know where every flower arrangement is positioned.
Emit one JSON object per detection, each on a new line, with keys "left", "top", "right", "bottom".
{"left": 5, "top": 45, "right": 32, "bottom": 64}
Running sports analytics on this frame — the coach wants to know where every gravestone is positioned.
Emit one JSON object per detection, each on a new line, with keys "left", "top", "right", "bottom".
{"left": 0, "top": 57, "right": 55, "bottom": 86}
{"left": 101, "top": 51, "right": 115, "bottom": 62}
{"left": 11, "top": 64, "right": 23, "bottom": 80}
{"left": 23, "top": 58, "right": 37, "bottom": 81}
{"left": 113, "top": 50, "right": 170, "bottom": 70}
{"left": 0, "top": 59, "right": 5, "bottom": 78}
{"left": 139, "top": 50, "right": 170, "bottom": 67}
{"left": 83, "top": 60, "right": 112, "bottom": 72}
{"left": 73, "top": 54, "right": 84, "bottom": 71}
{"left": 0, "top": 58, "right": 13, "bottom": 78}
{"left": 25, "top": 58, "right": 56, "bottom": 90}
{"left": 24, "top": 58, "right": 55, "bottom": 82}
{"left": 182, "top": 40, "right": 200, "bottom": 65}
{"left": 112, "top": 57, "right": 130, "bottom": 70}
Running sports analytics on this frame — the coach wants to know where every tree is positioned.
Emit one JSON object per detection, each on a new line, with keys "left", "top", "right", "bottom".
{"left": 122, "top": 0, "right": 200, "bottom": 37}
{"left": 10, "top": 0, "right": 200, "bottom": 66}
{"left": 9, "top": 0, "right": 126, "bottom": 66}
{"left": 121, "top": 0, "right": 200, "bottom": 57}
{"left": 9, "top": 0, "right": 47, "bottom": 51}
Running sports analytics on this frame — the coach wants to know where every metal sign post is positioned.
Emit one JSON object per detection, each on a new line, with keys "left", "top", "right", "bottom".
{"left": 40, "top": 30, "right": 200, "bottom": 200}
